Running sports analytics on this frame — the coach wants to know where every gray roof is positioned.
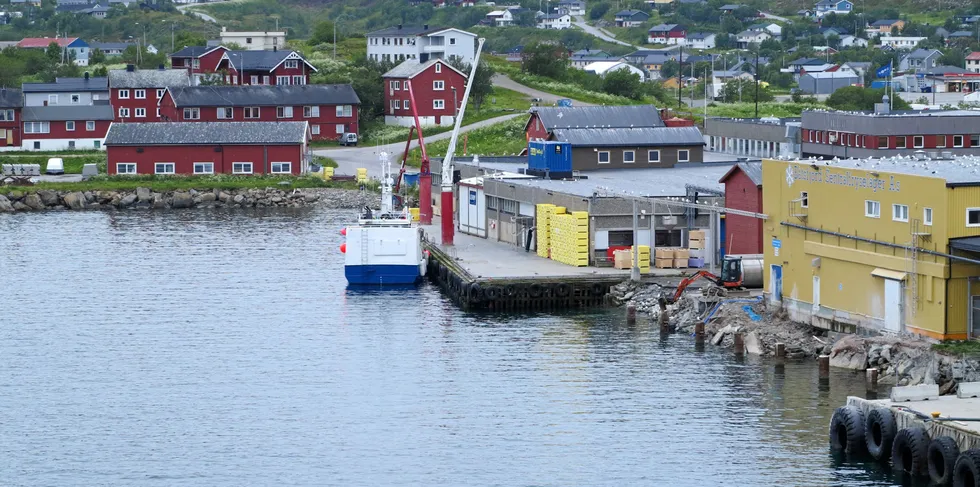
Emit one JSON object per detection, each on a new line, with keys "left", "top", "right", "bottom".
{"left": 871, "top": 19, "right": 901, "bottom": 26}
{"left": 109, "top": 69, "right": 190, "bottom": 88}
{"left": 226, "top": 50, "right": 314, "bottom": 71}
{"left": 551, "top": 126, "right": 703, "bottom": 147}
{"left": 90, "top": 42, "right": 134, "bottom": 51}
{"left": 104, "top": 122, "right": 308, "bottom": 146}
{"left": 171, "top": 46, "right": 222, "bottom": 58}
{"left": 904, "top": 48, "right": 941, "bottom": 60}
{"left": 530, "top": 105, "right": 664, "bottom": 131}
{"left": 788, "top": 155, "right": 980, "bottom": 186}
{"left": 383, "top": 58, "right": 465, "bottom": 79}
{"left": 22, "top": 105, "right": 114, "bottom": 121}
{"left": 950, "top": 31, "right": 973, "bottom": 37}
{"left": 649, "top": 23, "right": 681, "bottom": 33}
{"left": 22, "top": 77, "right": 108, "bottom": 93}
{"left": 571, "top": 49, "right": 612, "bottom": 58}
{"left": 615, "top": 9, "right": 648, "bottom": 18}
{"left": 366, "top": 25, "right": 449, "bottom": 37}
{"left": 168, "top": 84, "right": 359, "bottom": 107}
{"left": 0, "top": 88, "right": 22, "bottom": 108}
{"left": 920, "top": 65, "right": 971, "bottom": 75}
{"left": 687, "top": 32, "right": 714, "bottom": 40}
{"left": 720, "top": 162, "right": 762, "bottom": 185}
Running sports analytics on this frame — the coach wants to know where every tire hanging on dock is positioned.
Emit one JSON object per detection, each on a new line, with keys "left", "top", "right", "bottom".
{"left": 591, "top": 283, "right": 605, "bottom": 297}
{"left": 928, "top": 436, "right": 960, "bottom": 485}
{"left": 555, "top": 283, "right": 571, "bottom": 298}
{"left": 485, "top": 286, "right": 501, "bottom": 300}
{"left": 865, "top": 408, "right": 897, "bottom": 462}
{"left": 954, "top": 449, "right": 980, "bottom": 487}
{"left": 891, "top": 427, "right": 931, "bottom": 477}
{"left": 829, "top": 405, "right": 866, "bottom": 455}
{"left": 468, "top": 283, "right": 483, "bottom": 302}
{"left": 528, "top": 284, "right": 543, "bottom": 298}
{"left": 504, "top": 284, "right": 519, "bottom": 298}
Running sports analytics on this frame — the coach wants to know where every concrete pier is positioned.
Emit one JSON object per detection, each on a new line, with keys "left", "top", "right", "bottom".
{"left": 848, "top": 395, "right": 980, "bottom": 451}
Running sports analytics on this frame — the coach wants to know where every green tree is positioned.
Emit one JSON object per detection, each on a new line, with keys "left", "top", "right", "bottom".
{"left": 92, "top": 65, "right": 108, "bottom": 77}
{"left": 603, "top": 69, "right": 643, "bottom": 100}
{"left": 659, "top": 58, "right": 679, "bottom": 80}
{"left": 89, "top": 48, "right": 107, "bottom": 65}
{"left": 448, "top": 57, "right": 496, "bottom": 111}
{"left": 721, "top": 78, "right": 774, "bottom": 103}
{"left": 514, "top": 10, "right": 537, "bottom": 27}
{"left": 589, "top": 2, "right": 610, "bottom": 20}
{"left": 46, "top": 42, "right": 62, "bottom": 63}
{"left": 940, "top": 49, "right": 965, "bottom": 68}
{"left": 520, "top": 42, "right": 569, "bottom": 79}
{"left": 826, "top": 86, "right": 911, "bottom": 111}
{"left": 309, "top": 20, "right": 336, "bottom": 46}
{"left": 174, "top": 31, "right": 207, "bottom": 50}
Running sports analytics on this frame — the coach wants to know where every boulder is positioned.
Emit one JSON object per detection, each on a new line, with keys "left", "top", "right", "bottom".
{"left": 118, "top": 194, "right": 137, "bottom": 207}
{"left": 233, "top": 194, "right": 245, "bottom": 204}
{"left": 744, "top": 331, "right": 763, "bottom": 355}
{"left": 217, "top": 191, "right": 231, "bottom": 203}
{"left": 152, "top": 193, "right": 167, "bottom": 209}
{"left": 830, "top": 334, "right": 868, "bottom": 370}
{"left": 197, "top": 192, "right": 216, "bottom": 203}
{"left": 7, "top": 190, "right": 24, "bottom": 200}
{"left": 304, "top": 193, "right": 319, "bottom": 203}
{"left": 136, "top": 187, "right": 152, "bottom": 202}
{"left": 23, "top": 193, "right": 44, "bottom": 210}
{"left": 171, "top": 191, "right": 194, "bottom": 209}
{"left": 711, "top": 329, "right": 726, "bottom": 346}
{"left": 0, "top": 194, "right": 12, "bottom": 213}
{"left": 63, "top": 192, "right": 86, "bottom": 210}
{"left": 12, "top": 201, "right": 29, "bottom": 211}
{"left": 83, "top": 191, "right": 95, "bottom": 203}
{"left": 38, "top": 190, "right": 59, "bottom": 206}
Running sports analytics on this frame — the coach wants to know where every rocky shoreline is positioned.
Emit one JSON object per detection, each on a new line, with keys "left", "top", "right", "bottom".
{"left": 610, "top": 281, "right": 980, "bottom": 393}
{"left": 0, "top": 187, "right": 379, "bottom": 212}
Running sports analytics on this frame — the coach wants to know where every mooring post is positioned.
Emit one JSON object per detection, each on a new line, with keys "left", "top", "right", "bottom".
{"left": 866, "top": 368, "right": 879, "bottom": 389}
{"left": 694, "top": 322, "right": 705, "bottom": 343}
{"left": 775, "top": 343, "right": 785, "bottom": 358}
{"left": 733, "top": 333, "right": 744, "bottom": 355}
{"left": 626, "top": 304, "right": 636, "bottom": 324}
{"left": 819, "top": 355, "right": 830, "bottom": 378}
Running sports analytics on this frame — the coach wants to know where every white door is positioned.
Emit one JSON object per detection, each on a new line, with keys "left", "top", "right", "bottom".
{"left": 769, "top": 265, "right": 782, "bottom": 303}
{"left": 884, "top": 279, "right": 903, "bottom": 332}
{"left": 812, "top": 275, "right": 820, "bottom": 313}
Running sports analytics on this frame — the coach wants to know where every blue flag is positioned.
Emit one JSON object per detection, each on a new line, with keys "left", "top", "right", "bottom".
{"left": 876, "top": 64, "right": 891, "bottom": 78}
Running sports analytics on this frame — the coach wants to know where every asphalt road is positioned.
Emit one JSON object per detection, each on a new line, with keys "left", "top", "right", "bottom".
{"left": 176, "top": 3, "right": 219, "bottom": 23}
{"left": 491, "top": 74, "right": 595, "bottom": 107}
{"left": 572, "top": 17, "right": 640, "bottom": 49}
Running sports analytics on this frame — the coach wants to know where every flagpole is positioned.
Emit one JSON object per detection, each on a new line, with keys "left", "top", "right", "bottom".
{"left": 889, "top": 59, "right": 893, "bottom": 110}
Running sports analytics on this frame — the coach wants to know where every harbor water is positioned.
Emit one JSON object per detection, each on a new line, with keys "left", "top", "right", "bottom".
{"left": 0, "top": 208, "right": 912, "bottom": 486}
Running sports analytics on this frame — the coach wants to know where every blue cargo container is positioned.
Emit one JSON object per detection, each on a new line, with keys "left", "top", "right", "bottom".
{"left": 528, "top": 141, "right": 572, "bottom": 174}
{"left": 557, "top": 98, "right": 573, "bottom": 107}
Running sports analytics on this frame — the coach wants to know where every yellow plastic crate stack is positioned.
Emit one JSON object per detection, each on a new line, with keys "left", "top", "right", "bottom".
{"left": 630, "top": 245, "right": 651, "bottom": 274}
{"left": 536, "top": 203, "right": 555, "bottom": 258}
{"left": 356, "top": 168, "right": 369, "bottom": 184}
{"left": 550, "top": 209, "right": 589, "bottom": 267}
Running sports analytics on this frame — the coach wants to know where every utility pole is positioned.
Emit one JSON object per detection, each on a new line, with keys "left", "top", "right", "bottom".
{"left": 754, "top": 50, "right": 760, "bottom": 118}
{"left": 677, "top": 45, "right": 683, "bottom": 109}
{"left": 631, "top": 199, "right": 640, "bottom": 282}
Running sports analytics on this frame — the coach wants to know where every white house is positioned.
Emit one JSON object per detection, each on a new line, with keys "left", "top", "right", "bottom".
{"left": 682, "top": 32, "right": 716, "bottom": 49}
{"left": 537, "top": 13, "right": 572, "bottom": 30}
{"left": 584, "top": 61, "right": 646, "bottom": 80}
{"left": 219, "top": 29, "right": 286, "bottom": 51}
{"left": 556, "top": 0, "right": 585, "bottom": 16}
{"left": 485, "top": 9, "right": 514, "bottom": 26}
{"left": 839, "top": 35, "right": 868, "bottom": 48}
{"left": 736, "top": 30, "right": 771, "bottom": 49}
{"left": 878, "top": 36, "right": 927, "bottom": 50}
{"left": 814, "top": 0, "right": 852, "bottom": 18}
{"left": 367, "top": 25, "right": 479, "bottom": 66}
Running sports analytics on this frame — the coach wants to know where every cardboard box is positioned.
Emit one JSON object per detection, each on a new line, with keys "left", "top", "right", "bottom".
{"left": 673, "top": 258, "right": 688, "bottom": 268}
{"left": 655, "top": 258, "right": 673, "bottom": 269}
{"left": 613, "top": 250, "right": 632, "bottom": 269}
{"left": 655, "top": 248, "right": 674, "bottom": 259}
{"left": 689, "top": 230, "right": 705, "bottom": 240}
{"left": 674, "top": 249, "right": 690, "bottom": 260}
{"left": 688, "top": 240, "right": 704, "bottom": 250}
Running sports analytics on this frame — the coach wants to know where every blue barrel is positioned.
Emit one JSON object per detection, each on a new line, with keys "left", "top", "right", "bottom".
{"left": 403, "top": 173, "right": 420, "bottom": 186}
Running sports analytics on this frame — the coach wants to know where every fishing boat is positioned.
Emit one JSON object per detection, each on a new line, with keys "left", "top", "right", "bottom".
{"left": 342, "top": 151, "right": 427, "bottom": 285}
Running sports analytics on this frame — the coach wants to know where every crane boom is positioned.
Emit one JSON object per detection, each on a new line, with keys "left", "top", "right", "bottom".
{"left": 440, "top": 38, "right": 486, "bottom": 246}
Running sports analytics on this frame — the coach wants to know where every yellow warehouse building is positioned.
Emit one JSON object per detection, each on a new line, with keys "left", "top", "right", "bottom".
{"left": 762, "top": 157, "right": 980, "bottom": 341}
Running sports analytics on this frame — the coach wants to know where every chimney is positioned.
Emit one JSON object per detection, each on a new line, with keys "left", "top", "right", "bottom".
{"left": 875, "top": 95, "right": 890, "bottom": 115}
{"left": 423, "top": 24, "right": 429, "bottom": 30}
{"left": 84, "top": 72, "right": 90, "bottom": 80}
{"left": 397, "top": 24, "right": 402, "bottom": 30}
{"left": 273, "top": 45, "right": 277, "bottom": 52}
{"left": 126, "top": 64, "right": 135, "bottom": 72}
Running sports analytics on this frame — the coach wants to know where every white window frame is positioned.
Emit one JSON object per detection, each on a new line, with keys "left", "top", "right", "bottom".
{"left": 192, "top": 59, "right": 200, "bottom": 69}
{"left": 954, "top": 135, "right": 964, "bottom": 148}
{"left": 217, "top": 107, "right": 233, "bottom": 119}
{"left": 48, "top": 94, "right": 58, "bottom": 104}
{"left": 403, "top": 99, "right": 410, "bottom": 110}
{"left": 262, "top": 75, "right": 270, "bottom": 85}
{"left": 86, "top": 121, "right": 95, "bottom": 131}
{"left": 156, "top": 89, "right": 165, "bottom": 99}
{"left": 598, "top": 151, "right": 610, "bottom": 164}
{"left": 968, "top": 208, "right": 980, "bottom": 227}
{"left": 276, "top": 106, "right": 293, "bottom": 118}
{"left": 311, "top": 124, "right": 320, "bottom": 135}
{"left": 865, "top": 200, "right": 881, "bottom": 218}
{"left": 193, "top": 162, "right": 213, "bottom": 174}
{"left": 435, "top": 63, "right": 442, "bottom": 73}
{"left": 118, "top": 89, "right": 129, "bottom": 99}
{"left": 154, "top": 162, "right": 175, "bottom": 175}
{"left": 183, "top": 108, "right": 200, "bottom": 120}
{"left": 135, "top": 108, "right": 146, "bottom": 118}
{"left": 304, "top": 106, "right": 320, "bottom": 118}
{"left": 800, "top": 191, "right": 808, "bottom": 208}
{"left": 134, "top": 89, "right": 146, "bottom": 99}
{"left": 66, "top": 120, "right": 75, "bottom": 131}
{"left": 276, "top": 76, "right": 290, "bottom": 85}
{"left": 678, "top": 149, "right": 690, "bottom": 162}
{"left": 244, "top": 107, "right": 261, "bottom": 119}
{"left": 116, "top": 163, "right": 137, "bottom": 174}
{"left": 336, "top": 124, "right": 345, "bottom": 134}
{"left": 896, "top": 136, "right": 906, "bottom": 149}
{"left": 913, "top": 135, "right": 924, "bottom": 148}
{"left": 292, "top": 75, "right": 304, "bottom": 85}
{"left": 70, "top": 93, "right": 80, "bottom": 104}
{"left": 24, "top": 121, "right": 49, "bottom": 134}
{"left": 271, "top": 162, "right": 291, "bottom": 174}
{"left": 433, "top": 99, "right": 445, "bottom": 110}
{"left": 232, "top": 162, "right": 253, "bottom": 175}
{"left": 937, "top": 135, "right": 947, "bottom": 148}
{"left": 433, "top": 80, "right": 445, "bottom": 91}
{"left": 250, "top": 75, "right": 259, "bottom": 85}
{"left": 284, "top": 59, "right": 299, "bottom": 69}
{"left": 892, "top": 203, "right": 909, "bottom": 222}
{"left": 156, "top": 108, "right": 160, "bottom": 118}
{"left": 878, "top": 136, "right": 888, "bottom": 149}
{"left": 647, "top": 150, "right": 659, "bottom": 162}
{"left": 923, "top": 207, "right": 933, "bottom": 226}
{"left": 623, "top": 150, "right": 635, "bottom": 163}
{"left": 119, "top": 108, "right": 130, "bottom": 118}
{"left": 335, "top": 105, "right": 353, "bottom": 117}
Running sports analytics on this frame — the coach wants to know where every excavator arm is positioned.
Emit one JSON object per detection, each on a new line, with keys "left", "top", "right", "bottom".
{"left": 657, "top": 270, "right": 724, "bottom": 311}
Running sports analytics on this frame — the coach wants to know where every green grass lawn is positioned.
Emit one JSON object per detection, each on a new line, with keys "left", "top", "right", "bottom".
{"left": 2, "top": 153, "right": 107, "bottom": 174}
{"left": 707, "top": 101, "right": 824, "bottom": 118}
{"left": 0, "top": 175, "right": 365, "bottom": 195}
{"left": 932, "top": 340, "right": 980, "bottom": 355}
{"left": 405, "top": 116, "right": 527, "bottom": 167}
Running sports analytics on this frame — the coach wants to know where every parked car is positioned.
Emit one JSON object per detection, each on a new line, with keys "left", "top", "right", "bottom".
{"left": 45, "top": 158, "right": 64, "bottom": 175}
{"left": 339, "top": 133, "right": 358, "bottom": 146}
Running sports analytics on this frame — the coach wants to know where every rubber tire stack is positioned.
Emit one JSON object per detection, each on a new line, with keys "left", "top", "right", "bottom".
{"left": 830, "top": 406, "right": 865, "bottom": 455}
{"left": 954, "top": 449, "right": 980, "bottom": 487}
{"left": 865, "top": 408, "right": 897, "bottom": 462}
{"left": 928, "top": 436, "right": 960, "bottom": 485}
{"left": 891, "top": 427, "right": 930, "bottom": 478}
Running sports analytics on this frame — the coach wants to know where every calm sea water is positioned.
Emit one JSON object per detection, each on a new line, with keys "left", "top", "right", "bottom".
{"left": 0, "top": 208, "right": 909, "bottom": 486}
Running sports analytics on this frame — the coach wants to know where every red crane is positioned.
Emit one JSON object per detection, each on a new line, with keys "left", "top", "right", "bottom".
{"left": 392, "top": 81, "right": 432, "bottom": 225}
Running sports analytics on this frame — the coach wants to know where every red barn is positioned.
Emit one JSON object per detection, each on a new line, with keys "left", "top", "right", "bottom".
{"left": 170, "top": 46, "right": 317, "bottom": 86}
{"left": 158, "top": 84, "right": 359, "bottom": 141}
{"left": 109, "top": 67, "right": 190, "bottom": 122}
{"left": 104, "top": 122, "right": 310, "bottom": 176}
{"left": 21, "top": 105, "right": 113, "bottom": 151}
{"left": 719, "top": 162, "right": 763, "bottom": 255}
{"left": 382, "top": 59, "right": 467, "bottom": 127}
{"left": 0, "top": 88, "right": 23, "bottom": 149}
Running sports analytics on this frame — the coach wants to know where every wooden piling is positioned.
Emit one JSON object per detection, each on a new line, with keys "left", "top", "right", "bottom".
{"left": 733, "top": 333, "right": 744, "bottom": 355}
{"left": 866, "top": 368, "right": 879, "bottom": 389}
{"left": 626, "top": 304, "right": 636, "bottom": 324}
{"left": 694, "top": 322, "right": 705, "bottom": 343}
{"left": 819, "top": 355, "right": 830, "bottom": 378}
{"left": 775, "top": 343, "right": 785, "bottom": 358}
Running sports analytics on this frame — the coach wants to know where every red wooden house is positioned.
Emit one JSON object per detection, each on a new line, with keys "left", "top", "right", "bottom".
{"left": 108, "top": 66, "right": 191, "bottom": 122}
{"left": 159, "top": 84, "right": 360, "bottom": 141}
{"left": 170, "top": 46, "right": 317, "bottom": 86}
{"left": 21, "top": 105, "right": 113, "bottom": 151}
{"left": 382, "top": 59, "right": 467, "bottom": 127}
{"left": 0, "top": 88, "right": 23, "bottom": 150}
{"left": 718, "top": 162, "right": 763, "bottom": 255}
{"left": 104, "top": 122, "right": 310, "bottom": 176}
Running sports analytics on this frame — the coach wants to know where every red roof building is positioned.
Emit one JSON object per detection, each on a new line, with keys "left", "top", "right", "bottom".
{"left": 170, "top": 46, "right": 317, "bottom": 86}
{"left": 20, "top": 105, "right": 113, "bottom": 151}
{"left": 382, "top": 58, "right": 467, "bottom": 127}
{"left": 718, "top": 162, "right": 763, "bottom": 255}
{"left": 104, "top": 122, "right": 310, "bottom": 176}
{"left": 0, "top": 88, "right": 23, "bottom": 150}
{"left": 17, "top": 37, "right": 77, "bottom": 48}
{"left": 108, "top": 67, "right": 191, "bottom": 123}
{"left": 159, "top": 84, "right": 360, "bottom": 141}
{"left": 967, "top": 51, "right": 980, "bottom": 74}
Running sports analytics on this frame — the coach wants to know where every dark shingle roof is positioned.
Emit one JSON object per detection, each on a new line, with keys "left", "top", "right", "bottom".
{"left": 22, "top": 105, "right": 114, "bottom": 121}
{"left": 366, "top": 25, "right": 449, "bottom": 37}
{"left": 22, "top": 77, "right": 108, "bottom": 93}
{"left": 0, "top": 88, "right": 23, "bottom": 108}
{"left": 109, "top": 69, "right": 190, "bottom": 89}
{"left": 615, "top": 9, "right": 648, "bottom": 18}
{"left": 171, "top": 46, "right": 223, "bottom": 58}
{"left": 167, "top": 84, "right": 360, "bottom": 107}
{"left": 105, "top": 122, "right": 308, "bottom": 146}
{"left": 226, "top": 50, "right": 314, "bottom": 71}
{"left": 551, "top": 126, "right": 703, "bottom": 147}
{"left": 871, "top": 19, "right": 900, "bottom": 26}
{"left": 90, "top": 42, "right": 134, "bottom": 51}
{"left": 531, "top": 105, "right": 664, "bottom": 131}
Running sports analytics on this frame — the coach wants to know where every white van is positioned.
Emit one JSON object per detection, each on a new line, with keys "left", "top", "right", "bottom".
{"left": 45, "top": 158, "right": 64, "bottom": 175}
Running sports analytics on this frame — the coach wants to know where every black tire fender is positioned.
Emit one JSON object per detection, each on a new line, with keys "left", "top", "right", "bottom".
{"left": 504, "top": 284, "right": 519, "bottom": 297}
{"left": 556, "top": 283, "right": 571, "bottom": 297}
{"left": 468, "top": 283, "right": 483, "bottom": 302}
{"left": 528, "top": 283, "right": 543, "bottom": 298}
{"left": 865, "top": 407, "right": 897, "bottom": 461}
{"left": 953, "top": 448, "right": 980, "bottom": 487}
{"left": 592, "top": 283, "right": 605, "bottom": 296}
{"left": 892, "top": 427, "right": 931, "bottom": 477}
{"left": 928, "top": 436, "right": 960, "bottom": 485}
{"left": 485, "top": 286, "right": 501, "bottom": 300}
{"left": 830, "top": 405, "right": 866, "bottom": 455}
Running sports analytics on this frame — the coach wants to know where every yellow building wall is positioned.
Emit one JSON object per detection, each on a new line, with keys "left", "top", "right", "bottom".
{"left": 761, "top": 159, "right": 955, "bottom": 338}
{"left": 946, "top": 186, "right": 980, "bottom": 238}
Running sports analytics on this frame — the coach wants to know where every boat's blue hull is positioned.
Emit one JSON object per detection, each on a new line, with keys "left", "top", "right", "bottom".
{"left": 345, "top": 264, "right": 422, "bottom": 285}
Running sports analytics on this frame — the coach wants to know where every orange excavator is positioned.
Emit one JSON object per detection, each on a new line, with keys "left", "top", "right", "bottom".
{"left": 658, "top": 256, "right": 746, "bottom": 311}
